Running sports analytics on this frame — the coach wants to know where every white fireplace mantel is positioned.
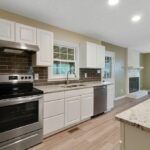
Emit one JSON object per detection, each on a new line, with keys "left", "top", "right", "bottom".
{"left": 126, "top": 49, "right": 148, "bottom": 98}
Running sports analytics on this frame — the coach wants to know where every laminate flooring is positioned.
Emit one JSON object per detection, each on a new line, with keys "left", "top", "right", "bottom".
{"left": 30, "top": 95, "right": 150, "bottom": 150}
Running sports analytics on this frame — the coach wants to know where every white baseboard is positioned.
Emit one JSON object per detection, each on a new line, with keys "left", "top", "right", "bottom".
{"left": 115, "top": 95, "right": 127, "bottom": 101}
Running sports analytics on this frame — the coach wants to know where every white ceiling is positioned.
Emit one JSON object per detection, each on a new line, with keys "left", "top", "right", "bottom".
{"left": 0, "top": 0, "right": 150, "bottom": 53}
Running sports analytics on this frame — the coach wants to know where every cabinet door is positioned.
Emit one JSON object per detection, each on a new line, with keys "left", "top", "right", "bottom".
{"left": 44, "top": 114, "right": 64, "bottom": 135}
{"left": 0, "top": 19, "right": 15, "bottom": 41}
{"left": 65, "top": 97, "right": 80, "bottom": 126}
{"left": 16, "top": 23, "right": 36, "bottom": 45}
{"left": 97, "top": 45, "right": 105, "bottom": 68}
{"left": 81, "top": 94, "right": 93, "bottom": 120}
{"left": 86, "top": 42, "right": 97, "bottom": 68}
{"left": 35, "top": 29, "right": 53, "bottom": 66}
{"left": 107, "top": 85, "right": 115, "bottom": 111}
{"left": 44, "top": 99, "right": 64, "bottom": 118}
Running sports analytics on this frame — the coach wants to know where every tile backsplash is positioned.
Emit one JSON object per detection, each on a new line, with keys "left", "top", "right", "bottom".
{"left": 0, "top": 51, "right": 32, "bottom": 74}
{"left": 0, "top": 52, "right": 101, "bottom": 85}
{"left": 80, "top": 68, "right": 101, "bottom": 82}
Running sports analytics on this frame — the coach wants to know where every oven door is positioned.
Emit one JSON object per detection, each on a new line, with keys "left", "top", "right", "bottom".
{"left": 0, "top": 95, "right": 43, "bottom": 143}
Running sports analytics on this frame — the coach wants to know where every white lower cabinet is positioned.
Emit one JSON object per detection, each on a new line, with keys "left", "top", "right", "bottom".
{"left": 107, "top": 84, "right": 115, "bottom": 111}
{"left": 44, "top": 114, "right": 64, "bottom": 135}
{"left": 43, "top": 88, "right": 94, "bottom": 136}
{"left": 43, "top": 92, "right": 65, "bottom": 136}
{"left": 44, "top": 100, "right": 64, "bottom": 118}
{"left": 65, "top": 96, "right": 80, "bottom": 126}
{"left": 81, "top": 94, "right": 93, "bottom": 120}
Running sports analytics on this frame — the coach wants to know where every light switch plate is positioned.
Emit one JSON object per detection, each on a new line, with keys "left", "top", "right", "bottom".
{"left": 34, "top": 73, "right": 39, "bottom": 80}
{"left": 84, "top": 73, "right": 87, "bottom": 78}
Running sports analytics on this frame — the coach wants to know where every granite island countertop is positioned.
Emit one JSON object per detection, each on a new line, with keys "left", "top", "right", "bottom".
{"left": 116, "top": 99, "right": 150, "bottom": 132}
{"left": 35, "top": 81, "right": 113, "bottom": 94}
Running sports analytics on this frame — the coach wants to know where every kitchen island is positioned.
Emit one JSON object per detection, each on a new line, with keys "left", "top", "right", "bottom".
{"left": 116, "top": 99, "right": 150, "bottom": 150}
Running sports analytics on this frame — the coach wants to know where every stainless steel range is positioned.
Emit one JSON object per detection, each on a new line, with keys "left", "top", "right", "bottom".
{"left": 0, "top": 74, "right": 43, "bottom": 150}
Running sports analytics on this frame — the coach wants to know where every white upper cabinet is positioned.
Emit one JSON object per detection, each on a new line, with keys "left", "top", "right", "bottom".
{"left": 33, "top": 29, "right": 53, "bottom": 66}
{"left": 16, "top": 23, "right": 37, "bottom": 45}
{"left": 79, "top": 42, "right": 105, "bottom": 68}
{"left": 86, "top": 42, "right": 97, "bottom": 68}
{"left": 0, "top": 19, "right": 15, "bottom": 41}
{"left": 97, "top": 45, "right": 105, "bottom": 68}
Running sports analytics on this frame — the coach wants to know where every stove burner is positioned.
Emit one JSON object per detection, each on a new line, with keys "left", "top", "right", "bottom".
{"left": 0, "top": 74, "right": 43, "bottom": 100}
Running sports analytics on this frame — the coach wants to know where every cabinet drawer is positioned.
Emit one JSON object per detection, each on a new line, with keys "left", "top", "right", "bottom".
{"left": 44, "top": 100, "right": 64, "bottom": 118}
{"left": 65, "top": 96, "right": 81, "bottom": 102}
{"left": 81, "top": 88, "right": 93, "bottom": 95}
{"left": 44, "top": 114, "right": 64, "bottom": 135}
{"left": 65, "top": 89, "right": 82, "bottom": 98}
{"left": 44, "top": 92, "right": 64, "bottom": 102}
{"left": 65, "top": 88, "right": 93, "bottom": 98}
{"left": 82, "top": 93, "right": 93, "bottom": 98}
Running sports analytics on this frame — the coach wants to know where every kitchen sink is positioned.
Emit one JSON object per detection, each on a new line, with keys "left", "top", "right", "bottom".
{"left": 62, "top": 84, "right": 85, "bottom": 88}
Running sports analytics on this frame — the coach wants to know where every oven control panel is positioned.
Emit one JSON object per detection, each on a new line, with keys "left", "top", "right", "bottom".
{"left": 0, "top": 74, "right": 33, "bottom": 83}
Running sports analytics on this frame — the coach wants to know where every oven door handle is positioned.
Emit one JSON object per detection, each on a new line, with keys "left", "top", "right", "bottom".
{"left": 0, "top": 95, "right": 43, "bottom": 107}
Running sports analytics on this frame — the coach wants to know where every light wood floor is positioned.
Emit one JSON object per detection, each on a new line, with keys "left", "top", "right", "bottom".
{"left": 30, "top": 95, "right": 150, "bottom": 150}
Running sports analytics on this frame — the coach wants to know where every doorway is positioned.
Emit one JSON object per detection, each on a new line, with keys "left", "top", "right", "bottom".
{"left": 104, "top": 51, "right": 115, "bottom": 83}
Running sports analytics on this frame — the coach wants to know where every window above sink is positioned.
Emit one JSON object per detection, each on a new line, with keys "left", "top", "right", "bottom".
{"left": 48, "top": 41, "right": 79, "bottom": 81}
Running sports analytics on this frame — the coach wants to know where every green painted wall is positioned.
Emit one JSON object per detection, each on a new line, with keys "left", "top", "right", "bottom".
{"left": 140, "top": 53, "right": 150, "bottom": 90}
{"left": 102, "top": 42, "right": 127, "bottom": 98}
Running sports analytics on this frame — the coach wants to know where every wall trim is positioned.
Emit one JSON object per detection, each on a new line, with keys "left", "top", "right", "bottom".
{"left": 115, "top": 95, "right": 127, "bottom": 101}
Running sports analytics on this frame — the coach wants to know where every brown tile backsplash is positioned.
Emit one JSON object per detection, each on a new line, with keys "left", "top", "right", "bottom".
{"left": 0, "top": 52, "right": 101, "bottom": 85}
{"left": 80, "top": 68, "right": 101, "bottom": 82}
{"left": 0, "top": 51, "right": 32, "bottom": 74}
{"left": 33, "top": 67, "right": 48, "bottom": 85}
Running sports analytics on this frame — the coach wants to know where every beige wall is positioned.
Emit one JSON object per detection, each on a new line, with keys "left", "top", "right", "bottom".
{"left": 0, "top": 9, "right": 128, "bottom": 97}
{"left": 102, "top": 42, "right": 127, "bottom": 98}
{"left": 0, "top": 9, "right": 101, "bottom": 44}
{"left": 140, "top": 54, "right": 150, "bottom": 90}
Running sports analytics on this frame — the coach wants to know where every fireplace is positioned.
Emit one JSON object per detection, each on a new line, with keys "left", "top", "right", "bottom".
{"left": 129, "top": 77, "right": 139, "bottom": 93}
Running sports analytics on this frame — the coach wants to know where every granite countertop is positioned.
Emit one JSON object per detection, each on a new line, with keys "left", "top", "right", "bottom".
{"left": 116, "top": 99, "right": 150, "bottom": 132}
{"left": 35, "top": 81, "right": 113, "bottom": 94}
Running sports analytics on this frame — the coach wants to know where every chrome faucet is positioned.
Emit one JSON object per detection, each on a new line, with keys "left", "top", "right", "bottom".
{"left": 66, "top": 69, "right": 76, "bottom": 84}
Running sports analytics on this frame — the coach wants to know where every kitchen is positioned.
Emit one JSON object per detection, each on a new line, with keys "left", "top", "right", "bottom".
{"left": 0, "top": 0, "right": 150, "bottom": 150}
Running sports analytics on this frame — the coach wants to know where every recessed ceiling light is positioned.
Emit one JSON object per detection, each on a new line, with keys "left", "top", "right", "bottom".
{"left": 131, "top": 15, "right": 141, "bottom": 22}
{"left": 108, "top": 0, "right": 119, "bottom": 6}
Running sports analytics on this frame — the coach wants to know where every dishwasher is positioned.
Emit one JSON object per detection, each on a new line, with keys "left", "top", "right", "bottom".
{"left": 93, "top": 85, "right": 107, "bottom": 117}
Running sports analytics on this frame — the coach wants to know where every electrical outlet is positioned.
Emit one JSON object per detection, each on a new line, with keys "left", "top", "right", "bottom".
{"left": 84, "top": 73, "right": 87, "bottom": 78}
{"left": 34, "top": 73, "right": 39, "bottom": 80}
{"left": 97, "top": 70, "right": 101, "bottom": 74}
{"left": 121, "top": 89, "right": 124, "bottom": 93}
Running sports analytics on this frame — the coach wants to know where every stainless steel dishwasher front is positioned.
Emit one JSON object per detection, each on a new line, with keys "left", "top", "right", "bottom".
{"left": 93, "top": 85, "right": 107, "bottom": 116}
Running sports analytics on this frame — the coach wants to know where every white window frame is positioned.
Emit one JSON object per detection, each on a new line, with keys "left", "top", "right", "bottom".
{"left": 48, "top": 40, "right": 79, "bottom": 81}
